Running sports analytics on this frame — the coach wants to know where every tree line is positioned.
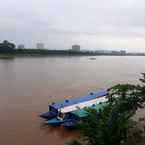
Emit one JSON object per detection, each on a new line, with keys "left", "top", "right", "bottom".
{"left": 0, "top": 40, "right": 15, "bottom": 53}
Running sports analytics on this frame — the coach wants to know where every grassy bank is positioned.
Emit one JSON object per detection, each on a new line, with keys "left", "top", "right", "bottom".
{"left": 0, "top": 54, "right": 15, "bottom": 59}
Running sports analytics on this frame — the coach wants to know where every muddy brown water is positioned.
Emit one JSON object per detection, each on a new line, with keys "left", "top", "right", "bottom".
{"left": 0, "top": 56, "right": 145, "bottom": 145}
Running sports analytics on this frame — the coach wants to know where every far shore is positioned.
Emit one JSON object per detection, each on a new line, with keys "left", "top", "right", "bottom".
{"left": 0, "top": 52, "right": 145, "bottom": 59}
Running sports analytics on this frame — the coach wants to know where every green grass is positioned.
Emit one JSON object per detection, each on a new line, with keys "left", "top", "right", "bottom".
{"left": 0, "top": 54, "right": 15, "bottom": 59}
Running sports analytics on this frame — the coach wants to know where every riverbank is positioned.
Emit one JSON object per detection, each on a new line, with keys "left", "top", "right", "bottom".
{"left": 0, "top": 54, "right": 15, "bottom": 59}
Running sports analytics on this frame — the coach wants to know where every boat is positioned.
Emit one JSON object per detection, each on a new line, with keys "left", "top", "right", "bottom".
{"left": 40, "top": 90, "right": 107, "bottom": 120}
{"left": 46, "top": 90, "right": 108, "bottom": 125}
{"left": 89, "top": 57, "right": 96, "bottom": 60}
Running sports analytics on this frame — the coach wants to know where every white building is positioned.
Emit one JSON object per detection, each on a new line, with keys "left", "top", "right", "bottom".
{"left": 36, "top": 43, "right": 45, "bottom": 49}
{"left": 72, "top": 44, "right": 80, "bottom": 51}
{"left": 17, "top": 44, "right": 25, "bottom": 49}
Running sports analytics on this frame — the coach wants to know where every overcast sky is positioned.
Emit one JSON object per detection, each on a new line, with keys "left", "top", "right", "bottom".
{"left": 0, "top": 0, "right": 145, "bottom": 52}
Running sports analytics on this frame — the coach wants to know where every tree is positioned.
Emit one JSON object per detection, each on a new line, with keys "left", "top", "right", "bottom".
{"left": 108, "top": 73, "right": 145, "bottom": 111}
{"left": 0, "top": 40, "right": 15, "bottom": 53}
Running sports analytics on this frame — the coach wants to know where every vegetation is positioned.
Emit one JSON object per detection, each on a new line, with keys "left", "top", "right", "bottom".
{"left": 67, "top": 74, "right": 145, "bottom": 145}
{"left": 14, "top": 49, "right": 96, "bottom": 56}
{"left": 0, "top": 54, "right": 15, "bottom": 59}
{"left": 0, "top": 40, "right": 15, "bottom": 53}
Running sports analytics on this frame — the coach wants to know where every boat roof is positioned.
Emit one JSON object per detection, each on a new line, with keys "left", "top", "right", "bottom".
{"left": 50, "top": 90, "right": 108, "bottom": 110}
{"left": 60, "top": 95, "right": 107, "bottom": 113}
{"left": 71, "top": 102, "right": 108, "bottom": 118}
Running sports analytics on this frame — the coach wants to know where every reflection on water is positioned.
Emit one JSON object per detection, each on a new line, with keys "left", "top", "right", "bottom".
{"left": 0, "top": 56, "right": 145, "bottom": 145}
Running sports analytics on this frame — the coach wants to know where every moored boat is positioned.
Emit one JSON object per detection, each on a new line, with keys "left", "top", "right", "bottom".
{"left": 40, "top": 89, "right": 108, "bottom": 123}
{"left": 89, "top": 57, "right": 96, "bottom": 60}
{"left": 47, "top": 91, "right": 108, "bottom": 126}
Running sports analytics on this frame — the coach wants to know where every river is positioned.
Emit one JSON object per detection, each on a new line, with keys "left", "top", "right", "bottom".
{"left": 0, "top": 56, "right": 145, "bottom": 145}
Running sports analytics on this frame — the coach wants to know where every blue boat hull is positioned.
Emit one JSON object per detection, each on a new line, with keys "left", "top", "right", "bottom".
{"left": 47, "top": 118, "right": 66, "bottom": 125}
{"left": 47, "top": 117, "right": 77, "bottom": 126}
{"left": 40, "top": 111, "right": 57, "bottom": 120}
{"left": 63, "top": 119, "right": 79, "bottom": 128}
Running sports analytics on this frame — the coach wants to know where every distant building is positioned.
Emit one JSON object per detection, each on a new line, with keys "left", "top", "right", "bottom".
{"left": 72, "top": 44, "right": 80, "bottom": 51}
{"left": 120, "top": 50, "right": 126, "bottom": 55}
{"left": 36, "top": 43, "right": 45, "bottom": 49}
{"left": 110, "top": 51, "right": 120, "bottom": 55}
{"left": 17, "top": 44, "right": 25, "bottom": 49}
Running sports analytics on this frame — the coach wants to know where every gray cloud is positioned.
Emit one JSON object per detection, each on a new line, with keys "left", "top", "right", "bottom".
{"left": 0, "top": 0, "right": 145, "bottom": 51}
